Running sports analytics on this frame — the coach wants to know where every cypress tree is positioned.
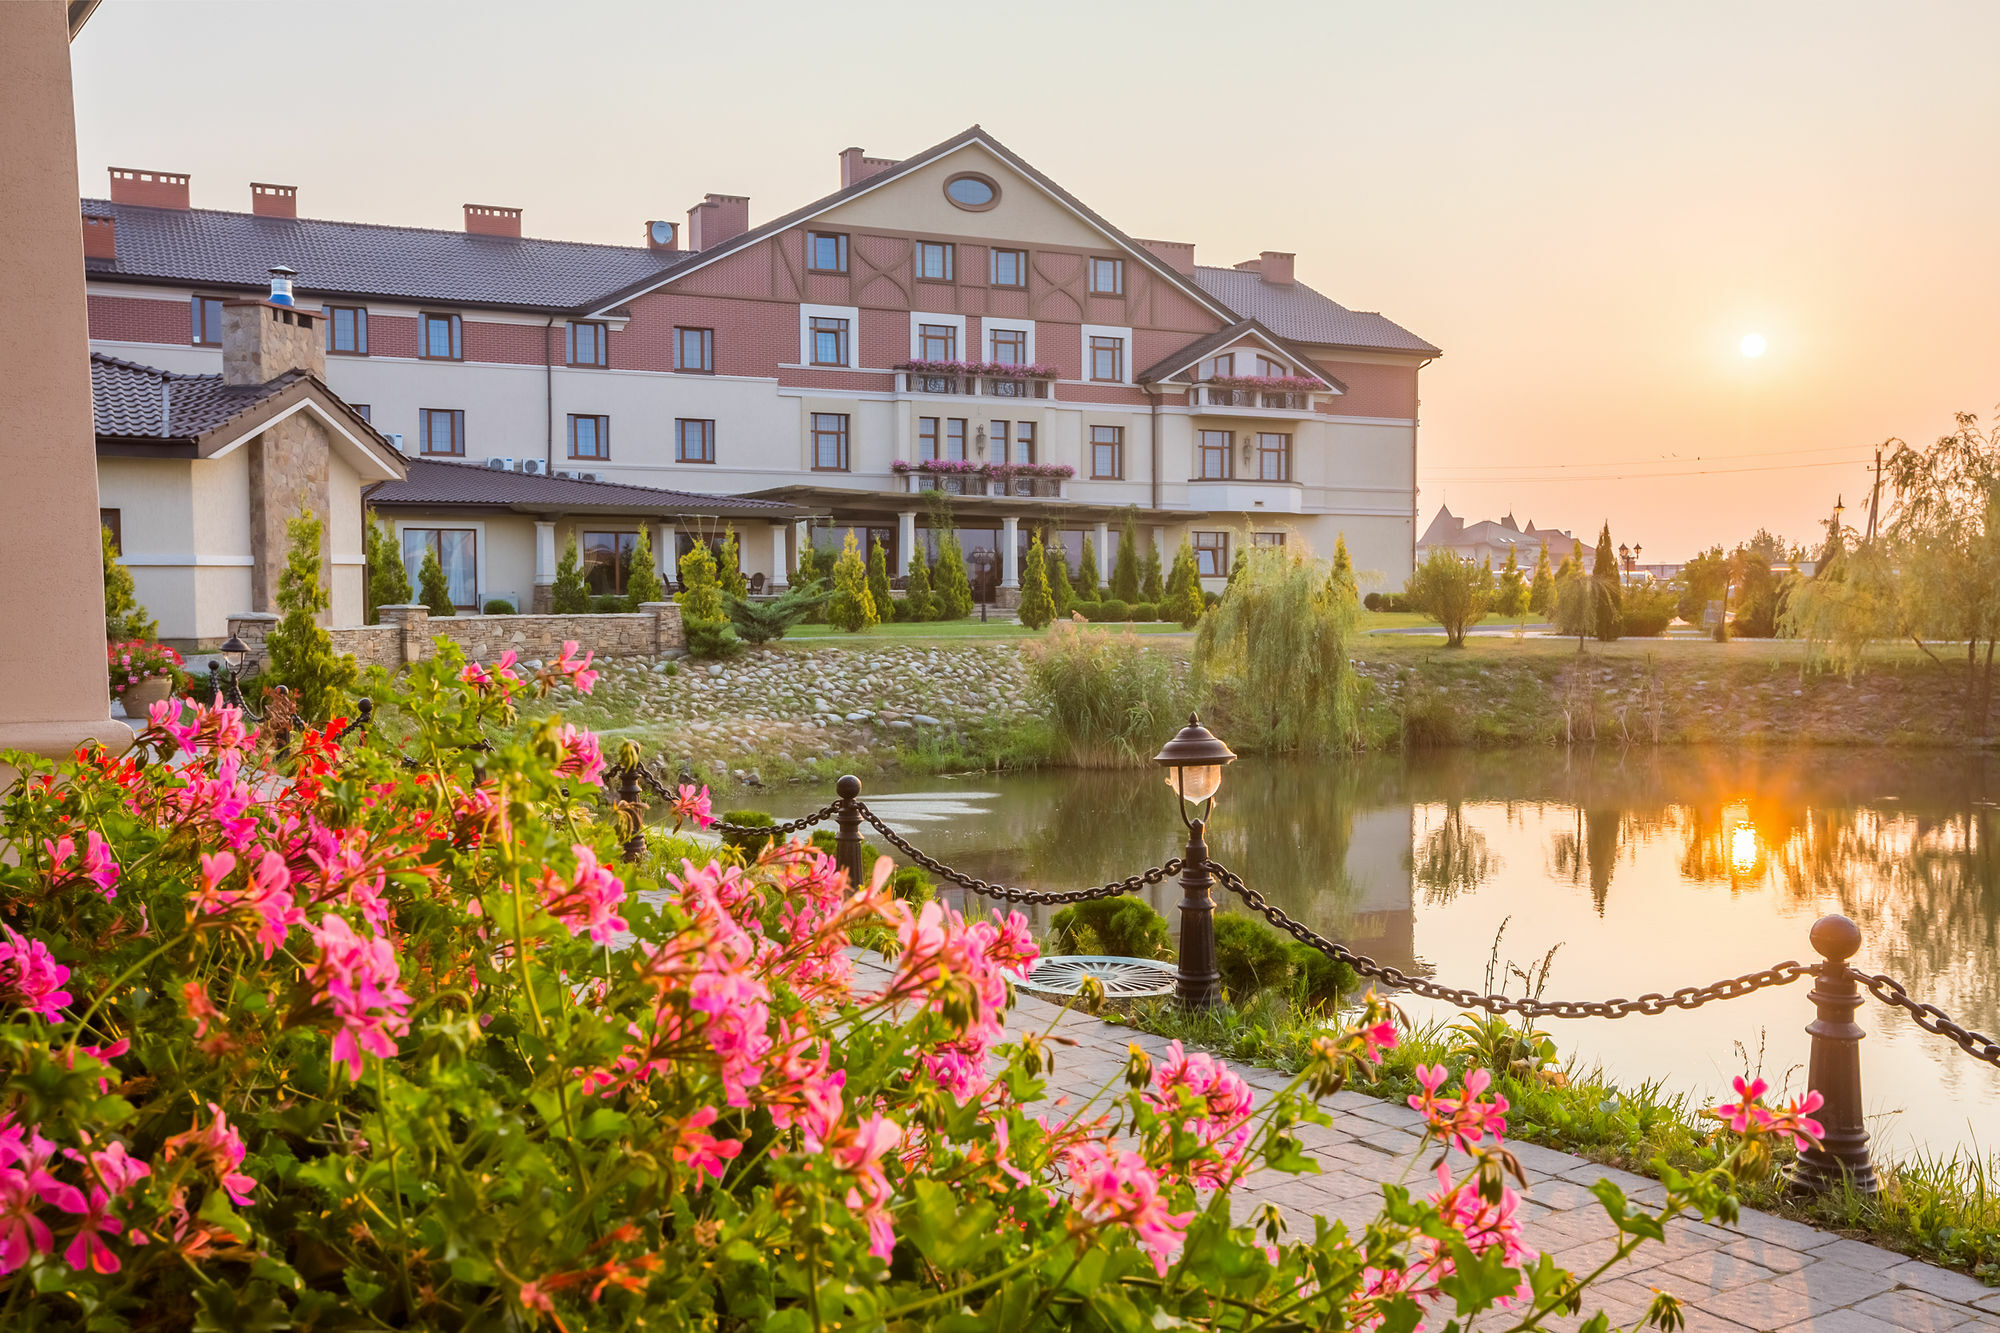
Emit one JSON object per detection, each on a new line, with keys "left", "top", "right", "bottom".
{"left": 265, "top": 509, "right": 357, "bottom": 721}
{"left": 1017, "top": 533, "right": 1055, "bottom": 629}
{"left": 1227, "top": 547, "right": 1249, "bottom": 587}
{"left": 1076, "top": 535, "right": 1101, "bottom": 600}
{"left": 363, "top": 512, "right": 410, "bottom": 624}
{"left": 1140, "top": 539, "right": 1163, "bottom": 603}
{"left": 677, "top": 539, "right": 737, "bottom": 657}
{"left": 716, "top": 526, "right": 748, "bottom": 600}
{"left": 1169, "top": 539, "right": 1205, "bottom": 628}
{"left": 934, "top": 533, "right": 973, "bottom": 620}
{"left": 101, "top": 524, "right": 157, "bottom": 642}
{"left": 1528, "top": 540, "right": 1554, "bottom": 614}
{"left": 1045, "top": 539, "right": 1075, "bottom": 618}
{"left": 417, "top": 546, "right": 455, "bottom": 617}
{"left": 1327, "top": 534, "right": 1357, "bottom": 604}
{"left": 867, "top": 536, "right": 894, "bottom": 623}
{"left": 551, "top": 535, "right": 591, "bottom": 613}
{"left": 903, "top": 545, "right": 935, "bottom": 621}
{"left": 1496, "top": 546, "right": 1529, "bottom": 618}
{"left": 1111, "top": 514, "right": 1141, "bottom": 602}
{"left": 1591, "top": 523, "right": 1623, "bottom": 640}
{"left": 827, "top": 529, "right": 878, "bottom": 632}
{"left": 625, "top": 524, "right": 666, "bottom": 609}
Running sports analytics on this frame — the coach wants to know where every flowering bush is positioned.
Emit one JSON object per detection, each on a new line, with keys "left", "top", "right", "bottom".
{"left": 898, "top": 359, "right": 1061, "bottom": 379}
{"left": 889, "top": 459, "right": 1075, "bottom": 479}
{"left": 104, "top": 640, "right": 182, "bottom": 698}
{"left": 0, "top": 637, "right": 1787, "bottom": 1328}
{"left": 1205, "top": 374, "right": 1326, "bottom": 391}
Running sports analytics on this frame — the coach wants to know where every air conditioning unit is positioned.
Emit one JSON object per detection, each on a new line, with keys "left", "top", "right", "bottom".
{"left": 485, "top": 457, "right": 508, "bottom": 471}
{"left": 555, "top": 469, "right": 577, "bottom": 480}
{"left": 519, "top": 460, "right": 544, "bottom": 476}
{"left": 387, "top": 432, "right": 405, "bottom": 453}
{"left": 580, "top": 472, "right": 602, "bottom": 483}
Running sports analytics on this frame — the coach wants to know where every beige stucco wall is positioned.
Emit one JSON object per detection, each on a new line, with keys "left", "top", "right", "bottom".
{"left": 328, "top": 448, "right": 367, "bottom": 627}
{"left": 816, "top": 143, "right": 1110, "bottom": 249}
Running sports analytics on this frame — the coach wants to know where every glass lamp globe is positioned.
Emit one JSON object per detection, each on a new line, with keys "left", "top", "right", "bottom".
{"left": 1164, "top": 764, "right": 1224, "bottom": 803}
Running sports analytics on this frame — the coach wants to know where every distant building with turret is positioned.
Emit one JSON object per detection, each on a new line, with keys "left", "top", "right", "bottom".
{"left": 1417, "top": 506, "right": 1583, "bottom": 567}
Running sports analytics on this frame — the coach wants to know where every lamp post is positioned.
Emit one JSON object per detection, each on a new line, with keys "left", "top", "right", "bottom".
{"left": 1152, "top": 713, "right": 1237, "bottom": 1008}
{"left": 208, "top": 634, "right": 255, "bottom": 714}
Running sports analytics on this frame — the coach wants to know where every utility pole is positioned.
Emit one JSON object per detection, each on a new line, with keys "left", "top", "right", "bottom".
{"left": 1864, "top": 445, "right": 1884, "bottom": 542}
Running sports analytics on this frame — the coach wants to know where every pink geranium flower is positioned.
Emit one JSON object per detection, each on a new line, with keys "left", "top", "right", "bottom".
{"left": 0, "top": 926, "right": 71, "bottom": 1023}
{"left": 301, "top": 915, "right": 413, "bottom": 1079}
{"left": 539, "top": 845, "right": 629, "bottom": 944}
{"left": 164, "top": 1104, "right": 256, "bottom": 1206}
{"left": 671, "top": 784, "right": 713, "bottom": 830}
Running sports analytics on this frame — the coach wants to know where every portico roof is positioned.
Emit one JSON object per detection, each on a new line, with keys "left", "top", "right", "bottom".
{"left": 743, "top": 484, "right": 1207, "bottom": 525}
{"left": 367, "top": 457, "right": 817, "bottom": 521}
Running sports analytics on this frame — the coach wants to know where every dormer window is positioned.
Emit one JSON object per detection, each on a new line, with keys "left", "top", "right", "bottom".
{"left": 1256, "top": 354, "right": 1287, "bottom": 377}
{"left": 1198, "top": 353, "right": 1235, "bottom": 380}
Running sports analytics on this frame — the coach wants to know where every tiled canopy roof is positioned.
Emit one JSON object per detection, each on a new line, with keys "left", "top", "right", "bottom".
{"left": 1190, "top": 267, "right": 1440, "bottom": 355}
{"left": 91, "top": 352, "right": 301, "bottom": 441}
{"left": 369, "top": 457, "right": 809, "bottom": 519}
{"left": 82, "top": 199, "right": 691, "bottom": 312}
{"left": 1134, "top": 318, "right": 1348, "bottom": 390}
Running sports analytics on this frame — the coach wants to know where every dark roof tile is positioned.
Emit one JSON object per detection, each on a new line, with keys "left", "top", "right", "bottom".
{"left": 369, "top": 456, "right": 806, "bottom": 518}
{"left": 91, "top": 352, "right": 300, "bottom": 441}
{"left": 1190, "top": 267, "right": 1440, "bottom": 355}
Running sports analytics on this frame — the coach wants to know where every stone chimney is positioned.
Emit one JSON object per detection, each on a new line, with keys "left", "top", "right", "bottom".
{"left": 1135, "top": 238, "right": 1196, "bottom": 276}
{"left": 250, "top": 182, "right": 297, "bottom": 218}
{"left": 686, "top": 193, "right": 749, "bottom": 250}
{"left": 463, "top": 203, "right": 522, "bottom": 237}
{"left": 221, "top": 269, "right": 325, "bottom": 386}
{"left": 644, "top": 219, "right": 680, "bottom": 251}
{"left": 839, "top": 147, "right": 897, "bottom": 189}
{"left": 108, "top": 167, "right": 189, "bottom": 209}
{"left": 81, "top": 210, "right": 115, "bottom": 260}
{"left": 1259, "top": 250, "right": 1295, "bottom": 285}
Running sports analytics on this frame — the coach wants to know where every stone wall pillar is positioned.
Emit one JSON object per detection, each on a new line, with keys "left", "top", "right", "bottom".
{"left": 224, "top": 611, "right": 280, "bottom": 669}
{"left": 376, "top": 603, "right": 431, "bottom": 665}
{"left": 897, "top": 510, "right": 917, "bottom": 576}
{"left": 639, "top": 601, "right": 685, "bottom": 655}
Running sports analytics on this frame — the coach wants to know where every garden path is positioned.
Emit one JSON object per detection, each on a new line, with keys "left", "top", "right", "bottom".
{"left": 858, "top": 953, "right": 2000, "bottom": 1332}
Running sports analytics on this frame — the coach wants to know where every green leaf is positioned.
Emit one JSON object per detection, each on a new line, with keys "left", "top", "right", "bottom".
{"left": 907, "top": 1178, "right": 1002, "bottom": 1272}
{"left": 197, "top": 1188, "right": 252, "bottom": 1244}
{"left": 580, "top": 1107, "right": 631, "bottom": 1140}
{"left": 249, "top": 1255, "right": 304, "bottom": 1292}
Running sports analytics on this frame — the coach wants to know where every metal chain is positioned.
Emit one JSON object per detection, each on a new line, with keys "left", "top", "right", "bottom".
{"left": 1849, "top": 969, "right": 2000, "bottom": 1069}
{"left": 855, "top": 802, "right": 1183, "bottom": 905}
{"left": 1204, "top": 858, "right": 1811, "bottom": 1020}
{"left": 631, "top": 763, "right": 837, "bottom": 838}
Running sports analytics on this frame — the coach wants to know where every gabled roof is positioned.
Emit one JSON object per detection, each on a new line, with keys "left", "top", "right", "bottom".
{"left": 82, "top": 198, "right": 691, "bottom": 312}
{"left": 1190, "top": 266, "right": 1439, "bottom": 356}
{"left": 1134, "top": 318, "right": 1347, "bottom": 390}
{"left": 369, "top": 456, "right": 810, "bottom": 520}
{"left": 91, "top": 353, "right": 399, "bottom": 480}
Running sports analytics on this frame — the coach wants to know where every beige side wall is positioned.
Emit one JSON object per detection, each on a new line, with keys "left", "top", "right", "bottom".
{"left": 328, "top": 449, "right": 366, "bottom": 627}
{"left": 814, "top": 143, "right": 1111, "bottom": 248}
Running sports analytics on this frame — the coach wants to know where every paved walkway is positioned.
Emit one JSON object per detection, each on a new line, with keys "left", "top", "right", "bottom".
{"left": 969, "top": 973, "right": 2000, "bottom": 1332}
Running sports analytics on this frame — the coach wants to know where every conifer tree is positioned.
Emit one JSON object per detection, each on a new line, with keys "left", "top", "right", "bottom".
{"left": 903, "top": 544, "right": 935, "bottom": 621}
{"left": 1496, "top": 546, "right": 1529, "bottom": 618}
{"left": 1076, "top": 535, "right": 1101, "bottom": 601}
{"left": 1140, "top": 540, "right": 1163, "bottom": 604}
{"left": 1168, "top": 539, "right": 1205, "bottom": 628}
{"left": 551, "top": 535, "right": 591, "bottom": 613}
{"left": 1045, "top": 539, "right": 1075, "bottom": 618}
{"left": 101, "top": 524, "right": 156, "bottom": 642}
{"left": 676, "top": 538, "right": 738, "bottom": 657}
{"left": 625, "top": 525, "right": 666, "bottom": 609}
{"left": 1327, "top": 534, "right": 1357, "bottom": 604}
{"left": 417, "top": 546, "right": 455, "bottom": 617}
{"left": 1591, "top": 523, "right": 1623, "bottom": 640}
{"left": 265, "top": 509, "right": 357, "bottom": 721}
{"left": 1528, "top": 540, "right": 1554, "bottom": 614}
{"left": 716, "top": 526, "right": 748, "bottom": 600}
{"left": 933, "top": 533, "right": 973, "bottom": 620}
{"left": 827, "top": 530, "right": 879, "bottom": 632}
{"left": 1017, "top": 533, "right": 1055, "bottom": 629}
{"left": 363, "top": 512, "right": 410, "bottom": 624}
{"left": 1111, "top": 514, "right": 1141, "bottom": 602}
{"left": 1228, "top": 547, "right": 1249, "bottom": 587}
{"left": 867, "top": 536, "right": 894, "bottom": 623}
{"left": 795, "top": 539, "right": 821, "bottom": 589}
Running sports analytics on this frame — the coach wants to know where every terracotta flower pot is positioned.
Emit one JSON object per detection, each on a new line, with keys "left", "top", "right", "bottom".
{"left": 121, "top": 676, "right": 173, "bottom": 712}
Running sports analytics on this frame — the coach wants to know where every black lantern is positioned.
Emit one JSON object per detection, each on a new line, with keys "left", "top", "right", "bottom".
{"left": 219, "top": 634, "right": 250, "bottom": 673}
{"left": 1153, "top": 713, "right": 1236, "bottom": 826}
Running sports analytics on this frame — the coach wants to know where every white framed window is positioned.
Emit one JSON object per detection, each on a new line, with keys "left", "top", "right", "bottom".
{"left": 798, "top": 303, "right": 861, "bottom": 368}
{"left": 1080, "top": 324, "right": 1133, "bottom": 384}
{"left": 908, "top": 312, "right": 967, "bottom": 363}
{"left": 984, "top": 317, "right": 1034, "bottom": 365}
{"left": 1256, "top": 354, "right": 1288, "bottom": 377}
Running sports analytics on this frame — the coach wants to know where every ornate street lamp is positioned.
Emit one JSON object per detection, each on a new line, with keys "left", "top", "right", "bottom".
{"left": 209, "top": 634, "right": 257, "bottom": 714}
{"left": 1153, "top": 713, "right": 1237, "bottom": 1007}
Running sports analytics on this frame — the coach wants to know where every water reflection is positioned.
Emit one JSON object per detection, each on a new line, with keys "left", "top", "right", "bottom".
{"left": 873, "top": 747, "right": 2000, "bottom": 1155}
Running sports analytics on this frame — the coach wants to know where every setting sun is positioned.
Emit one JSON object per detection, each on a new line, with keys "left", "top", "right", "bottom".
{"left": 1739, "top": 332, "right": 1768, "bottom": 358}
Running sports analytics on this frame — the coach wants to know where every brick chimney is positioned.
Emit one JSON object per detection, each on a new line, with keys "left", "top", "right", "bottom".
{"left": 81, "top": 210, "right": 115, "bottom": 260}
{"left": 686, "top": 193, "right": 749, "bottom": 250}
{"left": 839, "top": 147, "right": 897, "bottom": 189}
{"left": 1135, "top": 238, "right": 1196, "bottom": 276}
{"left": 463, "top": 204, "right": 522, "bottom": 238}
{"left": 221, "top": 269, "right": 326, "bottom": 385}
{"left": 108, "top": 167, "right": 189, "bottom": 209}
{"left": 644, "top": 219, "right": 680, "bottom": 251}
{"left": 1258, "top": 250, "right": 1295, "bottom": 285}
{"left": 250, "top": 182, "right": 297, "bottom": 218}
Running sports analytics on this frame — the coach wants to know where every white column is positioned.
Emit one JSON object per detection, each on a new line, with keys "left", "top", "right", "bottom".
{"left": 769, "top": 522, "right": 788, "bottom": 589}
{"left": 661, "top": 524, "right": 680, "bottom": 585}
{"left": 1093, "top": 521, "right": 1111, "bottom": 583}
{"left": 897, "top": 510, "right": 917, "bottom": 576}
{"left": 1001, "top": 515, "right": 1019, "bottom": 588}
{"left": 534, "top": 521, "right": 557, "bottom": 589}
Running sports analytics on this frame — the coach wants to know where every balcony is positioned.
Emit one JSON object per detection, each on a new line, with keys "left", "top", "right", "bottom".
{"left": 1190, "top": 381, "right": 1321, "bottom": 415}
{"left": 893, "top": 464, "right": 1070, "bottom": 499}
{"left": 1184, "top": 478, "right": 1306, "bottom": 514}
{"left": 895, "top": 365, "right": 1058, "bottom": 399}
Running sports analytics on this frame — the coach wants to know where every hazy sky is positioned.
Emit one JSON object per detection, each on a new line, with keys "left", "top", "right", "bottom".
{"left": 70, "top": 0, "right": 2000, "bottom": 559}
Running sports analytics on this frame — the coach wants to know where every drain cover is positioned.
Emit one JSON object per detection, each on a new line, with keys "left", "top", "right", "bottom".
{"left": 1017, "top": 955, "right": 1177, "bottom": 998}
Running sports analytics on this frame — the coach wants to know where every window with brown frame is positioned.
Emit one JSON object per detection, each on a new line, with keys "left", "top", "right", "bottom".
{"left": 568, "top": 414, "right": 609, "bottom": 460}
{"left": 1193, "top": 531, "right": 1229, "bottom": 577}
{"left": 810, "top": 316, "right": 849, "bottom": 367}
{"left": 674, "top": 327, "right": 714, "bottom": 373}
{"left": 1198, "top": 352, "right": 1235, "bottom": 379}
{"left": 582, "top": 531, "right": 638, "bottom": 596}
{"left": 351, "top": 404, "right": 372, "bottom": 422}
{"left": 989, "top": 327, "right": 1027, "bottom": 365}
{"left": 676, "top": 418, "right": 715, "bottom": 464}
{"left": 419, "top": 312, "right": 463, "bottom": 360}
{"left": 919, "top": 417, "right": 969, "bottom": 462}
{"left": 1256, "top": 354, "right": 1287, "bottom": 377}
{"left": 100, "top": 509, "right": 121, "bottom": 554}
{"left": 989, "top": 248, "right": 1026, "bottom": 288}
{"left": 567, "top": 321, "right": 608, "bottom": 367}
{"left": 401, "top": 528, "right": 479, "bottom": 609}
{"left": 1256, "top": 432, "right": 1292, "bottom": 481}
{"left": 1014, "top": 421, "right": 1036, "bottom": 465}
{"left": 419, "top": 409, "right": 465, "bottom": 456}
{"left": 1250, "top": 532, "right": 1286, "bottom": 548}
{"left": 811, "top": 413, "right": 850, "bottom": 471}
{"left": 807, "top": 232, "right": 849, "bottom": 273}
{"left": 918, "top": 323, "right": 957, "bottom": 361}
{"left": 1088, "top": 257, "right": 1125, "bottom": 296}
{"left": 324, "top": 305, "right": 368, "bottom": 355}
{"left": 916, "top": 241, "right": 954, "bottom": 282}
{"left": 1089, "top": 335, "right": 1124, "bottom": 383}
{"left": 987, "top": 420, "right": 1035, "bottom": 466}
{"left": 191, "top": 296, "right": 225, "bottom": 346}
{"left": 1198, "top": 429, "right": 1233, "bottom": 480}
{"left": 1090, "top": 425, "right": 1123, "bottom": 480}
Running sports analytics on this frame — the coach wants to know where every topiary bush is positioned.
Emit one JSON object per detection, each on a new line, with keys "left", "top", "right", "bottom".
{"left": 551, "top": 534, "right": 591, "bottom": 613}
{"left": 718, "top": 809, "right": 777, "bottom": 853}
{"left": 1128, "top": 602, "right": 1155, "bottom": 622}
{"left": 1048, "top": 896, "right": 1172, "bottom": 960}
{"left": 1363, "top": 592, "right": 1383, "bottom": 612}
{"left": 482, "top": 598, "right": 516, "bottom": 615}
{"left": 1214, "top": 913, "right": 1294, "bottom": 1001}
{"left": 418, "top": 545, "right": 456, "bottom": 618}
{"left": 1095, "top": 598, "right": 1131, "bottom": 622}
{"left": 1068, "top": 600, "right": 1100, "bottom": 621}
{"left": 591, "top": 594, "right": 627, "bottom": 614}
{"left": 1288, "top": 942, "right": 1358, "bottom": 1010}
{"left": 264, "top": 509, "right": 358, "bottom": 723}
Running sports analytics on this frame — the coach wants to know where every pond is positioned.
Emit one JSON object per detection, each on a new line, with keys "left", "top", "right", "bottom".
{"left": 855, "top": 747, "right": 2000, "bottom": 1160}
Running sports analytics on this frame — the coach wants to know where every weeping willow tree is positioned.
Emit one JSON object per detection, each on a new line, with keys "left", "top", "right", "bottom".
{"left": 1193, "top": 544, "right": 1362, "bottom": 753}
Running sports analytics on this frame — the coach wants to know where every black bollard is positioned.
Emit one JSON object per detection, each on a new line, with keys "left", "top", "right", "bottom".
{"left": 1786, "top": 914, "right": 1879, "bottom": 1195}
{"left": 834, "top": 774, "right": 864, "bottom": 888}
{"left": 1173, "top": 818, "right": 1221, "bottom": 1008}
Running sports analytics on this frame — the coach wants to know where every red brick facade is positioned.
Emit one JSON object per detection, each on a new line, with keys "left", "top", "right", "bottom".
{"left": 88, "top": 293, "right": 188, "bottom": 345}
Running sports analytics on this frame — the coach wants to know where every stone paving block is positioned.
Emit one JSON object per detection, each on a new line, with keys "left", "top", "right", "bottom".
{"left": 1976, "top": 1292, "right": 2000, "bottom": 1316}
{"left": 1771, "top": 1310, "right": 1906, "bottom": 1333}
{"left": 1554, "top": 1159, "right": 1670, "bottom": 1205}
{"left": 1879, "top": 1259, "right": 1998, "bottom": 1306}
{"left": 1346, "top": 1098, "right": 1427, "bottom": 1128}
{"left": 1851, "top": 1288, "right": 1981, "bottom": 1330}
{"left": 1800, "top": 1238, "right": 1908, "bottom": 1274}
{"left": 1653, "top": 1248, "right": 1787, "bottom": 1294}
{"left": 1521, "top": 1178, "right": 1609, "bottom": 1212}
{"left": 1725, "top": 1208, "right": 1848, "bottom": 1252}
{"left": 1508, "top": 1140, "right": 1592, "bottom": 1175}
{"left": 1697, "top": 1264, "right": 1901, "bottom": 1328}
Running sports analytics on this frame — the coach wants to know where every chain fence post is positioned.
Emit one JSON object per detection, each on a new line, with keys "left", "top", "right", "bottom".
{"left": 1174, "top": 820, "right": 1220, "bottom": 1008}
{"left": 834, "top": 774, "right": 864, "bottom": 888}
{"left": 1786, "top": 914, "right": 1878, "bottom": 1196}
{"left": 618, "top": 764, "right": 647, "bottom": 865}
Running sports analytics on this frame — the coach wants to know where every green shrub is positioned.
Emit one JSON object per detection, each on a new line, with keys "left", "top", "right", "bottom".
{"left": 1287, "top": 943, "right": 1357, "bottom": 1009}
{"left": 719, "top": 809, "right": 777, "bottom": 853}
{"left": 867, "top": 536, "right": 894, "bottom": 626}
{"left": 1076, "top": 535, "right": 1101, "bottom": 601}
{"left": 729, "top": 581, "right": 827, "bottom": 645}
{"left": 625, "top": 524, "right": 667, "bottom": 609}
{"left": 1128, "top": 602, "right": 1155, "bottom": 622}
{"left": 1017, "top": 532, "right": 1055, "bottom": 629}
{"left": 888, "top": 865, "right": 935, "bottom": 906}
{"left": 482, "top": 599, "right": 515, "bottom": 615}
{"left": 679, "top": 539, "right": 739, "bottom": 658}
{"left": 101, "top": 523, "right": 157, "bottom": 642}
{"left": 1141, "top": 542, "right": 1163, "bottom": 604}
{"left": 362, "top": 511, "right": 408, "bottom": 626}
{"left": 1048, "top": 896, "right": 1172, "bottom": 960}
{"left": 418, "top": 545, "right": 456, "bottom": 617}
{"left": 590, "top": 594, "right": 627, "bottom": 614}
{"left": 685, "top": 617, "right": 743, "bottom": 659}
{"left": 903, "top": 551, "right": 935, "bottom": 621}
{"left": 933, "top": 533, "right": 973, "bottom": 620}
{"left": 1620, "top": 584, "right": 1678, "bottom": 637}
{"left": 1025, "top": 623, "right": 1191, "bottom": 766}
{"left": 1069, "top": 600, "right": 1100, "bottom": 621}
{"left": 1400, "top": 689, "right": 1465, "bottom": 748}
{"left": 1046, "top": 541, "right": 1076, "bottom": 619}
{"left": 551, "top": 534, "right": 591, "bottom": 613}
{"left": 1202, "top": 590, "right": 1221, "bottom": 609}
{"left": 1194, "top": 546, "right": 1362, "bottom": 753}
{"left": 716, "top": 527, "right": 749, "bottom": 601}
{"left": 827, "top": 529, "right": 879, "bottom": 633}
{"left": 1364, "top": 592, "right": 1383, "bottom": 611}
{"left": 1214, "top": 914, "right": 1293, "bottom": 1001}
{"left": 1166, "top": 539, "right": 1205, "bottom": 629}
{"left": 263, "top": 508, "right": 357, "bottom": 722}
{"left": 1111, "top": 513, "right": 1142, "bottom": 602}
{"left": 1095, "top": 598, "right": 1130, "bottom": 622}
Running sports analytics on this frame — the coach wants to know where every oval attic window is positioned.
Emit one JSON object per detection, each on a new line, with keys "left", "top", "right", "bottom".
{"left": 944, "top": 173, "right": 998, "bottom": 210}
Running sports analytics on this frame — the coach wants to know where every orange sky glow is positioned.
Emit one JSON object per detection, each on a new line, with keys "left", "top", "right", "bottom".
{"left": 69, "top": 0, "right": 2000, "bottom": 560}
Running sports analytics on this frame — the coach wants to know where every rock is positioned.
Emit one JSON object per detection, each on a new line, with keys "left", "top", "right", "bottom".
{"left": 912, "top": 714, "right": 939, "bottom": 726}
{"left": 888, "top": 720, "right": 913, "bottom": 730}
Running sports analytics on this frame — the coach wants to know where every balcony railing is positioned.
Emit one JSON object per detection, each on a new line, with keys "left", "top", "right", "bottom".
{"left": 896, "top": 471, "right": 1067, "bottom": 499}
{"left": 1192, "top": 384, "right": 1317, "bottom": 412}
{"left": 896, "top": 369, "right": 1054, "bottom": 399}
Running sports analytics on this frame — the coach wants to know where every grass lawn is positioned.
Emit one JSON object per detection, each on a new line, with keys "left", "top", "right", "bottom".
{"left": 784, "top": 619, "right": 1191, "bottom": 645}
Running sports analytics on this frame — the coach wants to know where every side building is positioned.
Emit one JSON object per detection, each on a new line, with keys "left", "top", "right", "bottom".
{"left": 83, "top": 130, "right": 1440, "bottom": 608}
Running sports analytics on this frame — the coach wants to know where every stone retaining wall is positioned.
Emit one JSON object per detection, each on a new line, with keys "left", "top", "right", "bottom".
{"left": 226, "top": 602, "right": 685, "bottom": 672}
